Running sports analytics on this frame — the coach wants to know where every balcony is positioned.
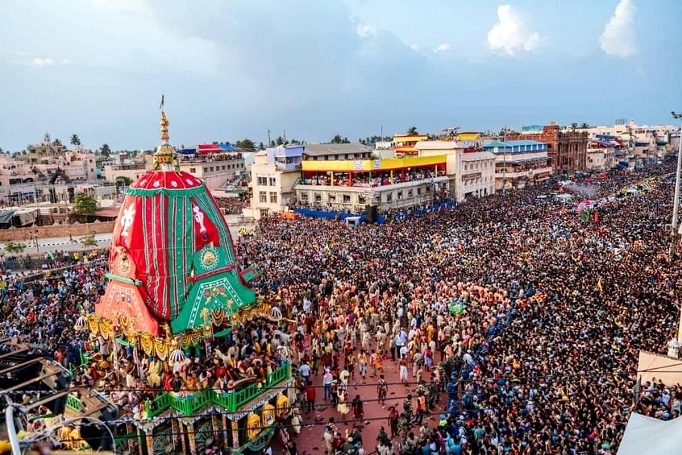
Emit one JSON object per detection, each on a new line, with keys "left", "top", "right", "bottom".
{"left": 147, "top": 361, "right": 291, "bottom": 418}
{"left": 496, "top": 166, "right": 552, "bottom": 179}
{"left": 296, "top": 175, "right": 449, "bottom": 192}
{"left": 276, "top": 162, "right": 302, "bottom": 172}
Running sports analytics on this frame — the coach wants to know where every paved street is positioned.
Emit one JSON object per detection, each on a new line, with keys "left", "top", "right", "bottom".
{"left": 0, "top": 216, "right": 256, "bottom": 255}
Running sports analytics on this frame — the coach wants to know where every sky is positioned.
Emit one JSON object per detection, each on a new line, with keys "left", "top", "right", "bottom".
{"left": 0, "top": 0, "right": 680, "bottom": 151}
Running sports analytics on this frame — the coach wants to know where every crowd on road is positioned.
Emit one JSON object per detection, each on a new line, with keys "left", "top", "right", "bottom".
{"left": 2, "top": 161, "right": 681, "bottom": 454}
{"left": 239, "top": 162, "right": 682, "bottom": 454}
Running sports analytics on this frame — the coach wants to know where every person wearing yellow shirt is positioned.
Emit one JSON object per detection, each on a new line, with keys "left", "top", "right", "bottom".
{"left": 357, "top": 350, "right": 368, "bottom": 383}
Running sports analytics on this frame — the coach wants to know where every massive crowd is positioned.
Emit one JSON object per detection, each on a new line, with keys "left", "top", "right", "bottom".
{"left": 2, "top": 160, "right": 681, "bottom": 454}
{"left": 238, "top": 161, "right": 682, "bottom": 454}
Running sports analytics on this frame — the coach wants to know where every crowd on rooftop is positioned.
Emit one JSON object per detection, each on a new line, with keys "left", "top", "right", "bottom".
{"left": 1, "top": 160, "right": 681, "bottom": 454}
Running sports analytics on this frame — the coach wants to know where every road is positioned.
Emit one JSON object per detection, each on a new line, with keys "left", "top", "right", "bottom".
{"left": 0, "top": 216, "right": 256, "bottom": 255}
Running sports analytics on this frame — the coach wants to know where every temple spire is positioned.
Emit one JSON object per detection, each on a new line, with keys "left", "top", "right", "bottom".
{"left": 154, "top": 95, "right": 176, "bottom": 171}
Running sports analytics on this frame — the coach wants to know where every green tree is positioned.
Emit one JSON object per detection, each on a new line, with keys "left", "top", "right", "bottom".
{"left": 100, "top": 143, "right": 111, "bottom": 158}
{"left": 4, "top": 242, "right": 26, "bottom": 254}
{"left": 258, "top": 142, "right": 265, "bottom": 150}
{"left": 330, "top": 135, "right": 350, "bottom": 144}
{"left": 72, "top": 194, "right": 98, "bottom": 222}
{"left": 275, "top": 136, "right": 285, "bottom": 146}
{"left": 70, "top": 134, "right": 81, "bottom": 146}
{"left": 79, "top": 234, "right": 98, "bottom": 247}
{"left": 115, "top": 176, "right": 132, "bottom": 193}
{"left": 570, "top": 123, "right": 578, "bottom": 131}
{"left": 235, "top": 138, "right": 256, "bottom": 152}
{"left": 579, "top": 122, "right": 590, "bottom": 129}
{"left": 406, "top": 126, "right": 419, "bottom": 135}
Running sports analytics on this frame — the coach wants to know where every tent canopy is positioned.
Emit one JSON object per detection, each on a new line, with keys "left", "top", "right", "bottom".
{"left": 618, "top": 413, "right": 682, "bottom": 455}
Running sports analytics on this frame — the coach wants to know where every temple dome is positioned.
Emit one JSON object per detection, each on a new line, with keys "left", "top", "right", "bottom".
{"left": 95, "top": 101, "right": 256, "bottom": 336}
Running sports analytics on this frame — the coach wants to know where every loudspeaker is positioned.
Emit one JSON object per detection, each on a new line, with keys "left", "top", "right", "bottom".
{"left": 365, "top": 205, "right": 377, "bottom": 224}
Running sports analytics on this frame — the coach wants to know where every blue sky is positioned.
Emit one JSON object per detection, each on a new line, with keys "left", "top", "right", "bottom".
{"left": 0, "top": 0, "right": 680, "bottom": 151}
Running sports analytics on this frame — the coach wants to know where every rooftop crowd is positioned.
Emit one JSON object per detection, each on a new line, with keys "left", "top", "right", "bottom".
{"left": 1, "top": 160, "right": 680, "bottom": 454}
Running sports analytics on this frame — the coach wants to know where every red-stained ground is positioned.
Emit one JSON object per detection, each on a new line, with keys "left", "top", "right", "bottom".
{"left": 272, "top": 354, "right": 435, "bottom": 455}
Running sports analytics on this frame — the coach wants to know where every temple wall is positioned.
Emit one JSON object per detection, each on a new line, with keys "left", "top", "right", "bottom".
{"left": 0, "top": 220, "right": 115, "bottom": 242}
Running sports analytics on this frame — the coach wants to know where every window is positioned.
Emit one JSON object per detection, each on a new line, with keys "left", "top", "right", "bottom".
{"left": 260, "top": 208, "right": 269, "bottom": 218}
{"left": 257, "top": 175, "right": 267, "bottom": 186}
{"left": 397, "top": 191, "right": 403, "bottom": 200}
{"left": 269, "top": 177, "right": 277, "bottom": 186}
{"left": 190, "top": 167, "right": 196, "bottom": 173}
{"left": 301, "top": 192, "right": 309, "bottom": 202}
{"left": 259, "top": 191, "right": 267, "bottom": 203}
{"left": 314, "top": 193, "right": 322, "bottom": 203}
{"left": 358, "top": 194, "right": 366, "bottom": 204}
{"left": 386, "top": 192, "right": 393, "bottom": 202}
{"left": 328, "top": 194, "right": 337, "bottom": 202}
{"left": 270, "top": 192, "right": 278, "bottom": 203}
{"left": 342, "top": 194, "right": 351, "bottom": 203}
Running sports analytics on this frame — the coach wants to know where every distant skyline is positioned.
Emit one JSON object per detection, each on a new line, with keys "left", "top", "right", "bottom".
{"left": 0, "top": 0, "right": 680, "bottom": 151}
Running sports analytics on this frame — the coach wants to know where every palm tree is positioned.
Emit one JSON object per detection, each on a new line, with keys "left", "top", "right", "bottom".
{"left": 406, "top": 126, "right": 419, "bottom": 135}
{"left": 570, "top": 123, "right": 578, "bottom": 132}
{"left": 579, "top": 123, "right": 590, "bottom": 129}
{"left": 70, "top": 134, "right": 81, "bottom": 146}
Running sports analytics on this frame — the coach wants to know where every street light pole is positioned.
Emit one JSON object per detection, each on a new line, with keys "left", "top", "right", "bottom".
{"left": 669, "top": 112, "right": 682, "bottom": 262}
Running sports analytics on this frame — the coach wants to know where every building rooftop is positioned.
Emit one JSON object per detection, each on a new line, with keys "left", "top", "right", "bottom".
{"left": 415, "top": 140, "right": 468, "bottom": 150}
{"left": 461, "top": 151, "right": 496, "bottom": 161}
{"left": 302, "top": 143, "right": 371, "bottom": 157}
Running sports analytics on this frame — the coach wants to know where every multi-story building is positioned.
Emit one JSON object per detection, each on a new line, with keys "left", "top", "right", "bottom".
{"left": 177, "top": 153, "right": 246, "bottom": 189}
{"left": 302, "top": 143, "right": 373, "bottom": 161}
{"left": 586, "top": 139, "right": 616, "bottom": 171}
{"left": 295, "top": 154, "right": 449, "bottom": 214}
{"left": 481, "top": 140, "right": 553, "bottom": 190}
{"left": 511, "top": 123, "right": 588, "bottom": 174}
{"left": 245, "top": 145, "right": 303, "bottom": 219}
{"left": 7, "top": 137, "right": 98, "bottom": 185}
{"left": 102, "top": 154, "right": 152, "bottom": 183}
{"left": 415, "top": 141, "right": 497, "bottom": 201}
{"left": 393, "top": 134, "right": 429, "bottom": 155}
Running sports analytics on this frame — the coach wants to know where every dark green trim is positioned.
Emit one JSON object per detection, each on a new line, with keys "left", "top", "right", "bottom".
{"left": 126, "top": 184, "right": 207, "bottom": 198}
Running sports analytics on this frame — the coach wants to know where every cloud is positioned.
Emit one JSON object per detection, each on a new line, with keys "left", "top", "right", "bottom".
{"left": 433, "top": 43, "right": 452, "bottom": 54}
{"left": 356, "top": 23, "right": 375, "bottom": 38}
{"left": 92, "top": 0, "right": 150, "bottom": 15}
{"left": 29, "top": 58, "right": 55, "bottom": 66}
{"left": 600, "top": 0, "right": 636, "bottom": 57}
{"left": 487, "top": 4, "right": 540, "bottom": 55}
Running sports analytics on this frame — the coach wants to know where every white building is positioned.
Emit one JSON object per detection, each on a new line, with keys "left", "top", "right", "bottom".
{"left": 415, "top": 141, "right": 496, "bottom": 201}
{"left": 244, "top": 145, "right": 303, "bottom": 220}
{"left": 586, "top": 140, "right": 617, "bottom": 171}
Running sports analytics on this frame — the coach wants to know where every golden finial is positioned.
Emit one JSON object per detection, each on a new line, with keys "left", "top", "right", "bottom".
{"left": 160, "top": 95, "right": 169, "bottom": 143}
{"left": 153, "top": 95, "right": 177, "bottom": 171}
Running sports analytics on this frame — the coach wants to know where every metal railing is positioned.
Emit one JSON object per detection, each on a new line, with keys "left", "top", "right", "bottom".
{"left": 148, "top": 361, "right": 290, "bottom": 417}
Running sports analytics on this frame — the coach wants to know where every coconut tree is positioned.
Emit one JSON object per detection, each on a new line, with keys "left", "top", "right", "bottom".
{"left": 579, "top": 123, "right": 590, "bottom": 129}
{"left": 406, "top": 126, "right": 419, "bottom": 135}
{"left": 70, "top": 134, "right": 81, "bottom": 146}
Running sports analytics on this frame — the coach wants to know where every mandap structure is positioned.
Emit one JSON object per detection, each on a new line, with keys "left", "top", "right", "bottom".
{"left": 78, "top": 103, "right": 293, "bottom": 455}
